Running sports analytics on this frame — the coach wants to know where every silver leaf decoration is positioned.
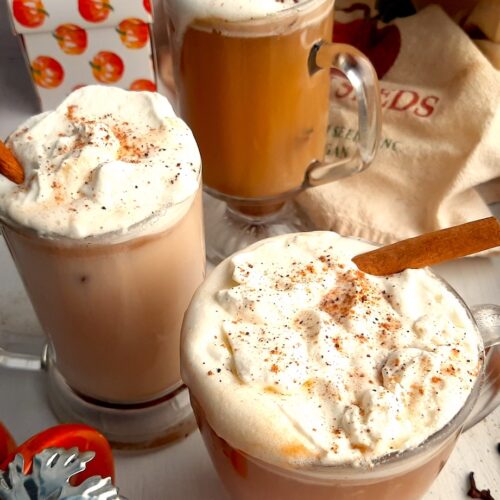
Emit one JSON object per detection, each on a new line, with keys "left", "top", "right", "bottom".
{"left": 0, "top": 456, "right": 31, "bottom": 500}
{"left": 33, "top": 448, "right": 94, "bottom": 498}
{"left": 0, "top": 448, "right": 121, "bottom": 500}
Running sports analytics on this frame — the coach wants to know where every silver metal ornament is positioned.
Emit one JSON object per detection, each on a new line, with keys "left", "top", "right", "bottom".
{"left": 0, "top": 448, "right": 122, "bottom": 500}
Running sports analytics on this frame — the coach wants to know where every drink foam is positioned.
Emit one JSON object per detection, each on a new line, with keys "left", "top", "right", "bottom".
{"left": 182, "top": 232, "right": 482, "bottom": 467}
{"left": 0, "top": 86, "right": 201, "bottom": 239}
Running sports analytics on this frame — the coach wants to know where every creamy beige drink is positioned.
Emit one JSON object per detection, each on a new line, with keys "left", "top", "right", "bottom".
{"left": 182, "top": 232, "right": 483, "bottom": 498}
{"left": 0, "top": 86, "right": 204, "bottom": 404}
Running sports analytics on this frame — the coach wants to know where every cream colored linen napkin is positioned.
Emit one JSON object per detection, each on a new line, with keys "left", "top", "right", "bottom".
{"left": 415, "top": 0, "right": 500, "bottom": 69}
{"left": 297, "top": 5, "right": 500, "bottom": 246}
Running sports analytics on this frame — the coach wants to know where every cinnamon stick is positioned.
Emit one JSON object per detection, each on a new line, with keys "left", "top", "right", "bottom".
{"left": 0, "top": 140, "right": 24, "bottom": 185}
{"left": 353, "top": 217, "right": 500, "bottom": 276}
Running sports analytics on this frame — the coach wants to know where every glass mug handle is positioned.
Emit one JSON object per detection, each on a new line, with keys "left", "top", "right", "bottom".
{"left": 0, "top": 331, "right": 46, "bottom": 371}
{"left": 463, "top": 304, "right": 500, "bottom": 431}
{"left": 305, "top": 42, "right": 382, "bottom": 187}
{"left": 0, "top": 226, "right": 46, "bottom": 371}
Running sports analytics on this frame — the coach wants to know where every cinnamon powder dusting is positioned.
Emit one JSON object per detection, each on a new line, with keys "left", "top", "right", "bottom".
{"left": 320, "top": 270, "right": 377, "bottom": 321}
{"left": 64, "top": 104, "right": 162, "bottom": 164}
{"left": 206, "top": 233, "right": 483, "bottom": 468}
{"left": 280, "top": 443, "right": 312, "bottom": 459}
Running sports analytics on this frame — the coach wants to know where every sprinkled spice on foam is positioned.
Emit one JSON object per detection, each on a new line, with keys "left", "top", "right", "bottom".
{"left": 187, "top": 233, "right": 482, "bottom": 466}
{"left": 1, "top": 86, "right": 200, "bottom": 238}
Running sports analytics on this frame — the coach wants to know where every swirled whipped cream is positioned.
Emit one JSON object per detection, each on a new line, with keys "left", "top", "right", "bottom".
{"left": 182, "top": 232, "right": 482, "bottom": 467}
{"left": 0, "top": 85, "right": 200, "bottom": 239}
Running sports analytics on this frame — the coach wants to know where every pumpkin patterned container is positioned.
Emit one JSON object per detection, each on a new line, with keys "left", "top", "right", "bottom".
{"left": 7, "top": 0, "right": 156, "bottom": 110}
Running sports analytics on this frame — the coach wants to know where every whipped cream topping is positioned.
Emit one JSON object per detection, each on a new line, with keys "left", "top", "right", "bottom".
{"left": 182, "top": 232, "right": 482, "bottom": 467}
{"left": 165, "top": 0, "right": 328, "bottom": 43}
{"left": 0, "top": 86, "right": 200, "bottom": 239}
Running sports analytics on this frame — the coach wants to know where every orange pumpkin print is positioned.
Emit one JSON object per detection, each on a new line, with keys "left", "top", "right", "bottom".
{"left": 31, "top": 56, "right": 64, "bottom": 88}
{"left": 116, "top": 18, "right": 149, "bottom": 49}
{"left": 129, "top": 79, "right": 156, "bottom": 92}
{"left": 53, "top": 24, "right": 87, "bottom": 55}
{"left": 90, "top": 51, "right": 124, "bottom": 83}
{"left": 78, "top": 0, "right": 113, "bottom": 23}
{"left": 13, "top": 0, "right": 48, "bottom": 28}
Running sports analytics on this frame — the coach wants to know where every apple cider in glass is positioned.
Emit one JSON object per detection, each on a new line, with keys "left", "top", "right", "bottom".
{"left": 167, "top": 0, "right": 333, "bottom": 200}
{"left": 165, "top": 0, "right": 381, "bottom": 265}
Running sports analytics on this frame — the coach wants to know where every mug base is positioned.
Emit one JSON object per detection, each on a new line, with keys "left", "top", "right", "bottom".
{"left": 45, "top": 354, "right": 196, "bottom": 450}
{"left": 204, "top": 193, "right": 314, "bottom": 265}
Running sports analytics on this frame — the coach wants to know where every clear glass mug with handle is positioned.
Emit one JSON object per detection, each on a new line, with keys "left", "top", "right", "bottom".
{"left": 192, "top": 303, "right": 500, "bottom": 499}
{"left": 164, "top": 0, "right": 381, "bottom": 263}
{"left": 181, "top": 236, "right": 500, "bottom": 499}
{"left": 0, "top": 186, "right": 205, "bottom": 450}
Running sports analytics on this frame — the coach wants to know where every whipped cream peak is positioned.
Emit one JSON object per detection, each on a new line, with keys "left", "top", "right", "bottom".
{"left": 182, "top": 232, "right": 483, "bottom": 467}
{"left": 1, "top": 86, "right": 201, "bottom": 239}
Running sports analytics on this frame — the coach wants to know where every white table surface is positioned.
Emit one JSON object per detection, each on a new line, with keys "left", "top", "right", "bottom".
{"left": 0, "top": 4, "right": 499, "bottom": 498}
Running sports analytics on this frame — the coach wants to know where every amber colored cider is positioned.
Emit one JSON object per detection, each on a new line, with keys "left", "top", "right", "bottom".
{"left": 173, "top": 3, "right": 334, "bottom": 200}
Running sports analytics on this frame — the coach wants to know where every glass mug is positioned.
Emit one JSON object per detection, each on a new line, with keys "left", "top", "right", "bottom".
{"left": 0, "top": 187, "right": 205, "bottom": 449}
{"left": 182, "top": 251, "right": 500, "bottom": 498}
{"left": 164, "top": 0, "right": 381, "bottom": 263}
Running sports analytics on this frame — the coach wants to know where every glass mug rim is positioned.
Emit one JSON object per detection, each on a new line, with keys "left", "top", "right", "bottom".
{"left": 190, "top": 247, "right": 487, "bottom": 481}
{"left": 0, "top": 174, "right": 202, "bottom": 247}
{"left": 168, "top": 0, "right": 334, "bottom": 34}
{"left": 166, "top": 0, "right": 380, "bottom": 211}
{"left": 0, "top": 131, "right": 202, "bottom": 245}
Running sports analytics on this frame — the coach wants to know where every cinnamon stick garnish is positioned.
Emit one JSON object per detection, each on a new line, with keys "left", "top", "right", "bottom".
{"left": 0, "top": 140, "right": 25, "bottom": 185}
{"left": 353, "top": 217, "right": 500, "bottom": 276}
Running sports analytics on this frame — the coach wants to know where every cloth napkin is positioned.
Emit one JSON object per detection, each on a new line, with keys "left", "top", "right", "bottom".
{"left": 414, "top": 0, "right": 500, "bottom": 69}
{"left": 297, "top": 4, "right": 500, "bottom": 247}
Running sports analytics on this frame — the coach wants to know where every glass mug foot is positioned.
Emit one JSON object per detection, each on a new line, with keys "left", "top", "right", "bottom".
{"left": 203, "top": 194, "right": 314, "bottom": 265}
{"left": 45, "top": 349, "right": 197, "bottom": 450}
